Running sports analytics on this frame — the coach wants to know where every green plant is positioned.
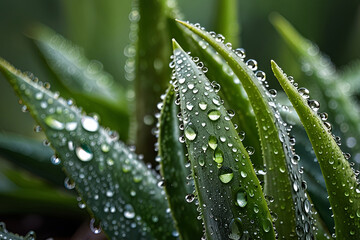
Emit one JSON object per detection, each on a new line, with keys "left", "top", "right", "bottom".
{"left": 0, "top": 0, "right": 360, "bottom": 239}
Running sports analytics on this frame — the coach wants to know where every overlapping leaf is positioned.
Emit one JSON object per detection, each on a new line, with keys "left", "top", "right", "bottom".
{"left": 158, "top": 86, "right": 203, "bottom": 240}
{"left": 0, "top": 58, "right": 176, "bottom": 240}
{"left": 272, "top": 60, "right": 360, "bottom": 239}
{"left": 172, "top": 39, "right": 275, "bottom": 240}
{"left": 176, "top": 20, "right": 314, "bottom": 239}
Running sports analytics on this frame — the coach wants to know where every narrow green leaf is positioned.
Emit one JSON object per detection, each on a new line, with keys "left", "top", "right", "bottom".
{"left": 27, "top": 24, "right": 130, "bottom": 140}
{"left": 0, "top": 222, "right": 35, "bottom": 240}
{"left": 158, "top": 86, "right": 203, "bottom": 240}
{"left": 132, "top": 0, "right": 173, "bottom": 163}
{"left": 270, "top": 13, "right": 360, "bottom": 168}
{"left": 215, "top": 0, "right": 240, "bottom": 46}
{"left": 272, "top": 60, "right": 360, "bottom": 239}
{"left": 176, "top": 20, "right": 314, "bottom": 239}
{"left": 0, "top": 133, "right": 65, "bottom": 186}
{"left": 0, "top": 58, "right": 176, "bottom": 240}
{"left": 172, "top": 39, "right": 275, "bottom": 240}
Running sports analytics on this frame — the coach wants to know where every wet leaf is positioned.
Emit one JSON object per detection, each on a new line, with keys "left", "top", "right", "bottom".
{"left": 172, "top": 39, "right": 275, "bottom": 240}
{"left": 176, "top": 20, "right": 314, "bottom": 239}
{"left": 0, "top": 222, "right": 35, "bottom": 240}
{"left": 272, "top": 60, "right": 360, "bottom": 239}
{"left": 28, "top": 24, "right": 130, "bottom": 140}
{"left": 0, "top": 58, "right": 176, "bottom": 240}
{"left": 158, "top": 86, "right": 203, "bottom": 240}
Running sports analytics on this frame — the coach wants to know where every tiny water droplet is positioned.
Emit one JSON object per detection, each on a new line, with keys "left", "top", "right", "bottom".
{"left": 64, "top": 177, "right": 75, "bottom": 189}
{"left": 50, "top": 155, "right": 61, "bottom": 165}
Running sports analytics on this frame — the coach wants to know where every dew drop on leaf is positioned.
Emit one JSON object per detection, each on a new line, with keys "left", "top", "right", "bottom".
{"left": 208, "top": 136, "right": 218, "bottom": 150}
{"left": 213, "top": 148, "right": 224, "bottom": 164}
{"left": 81, "top": 116, "right": 99, "bottom": 132}
{"left": 185, "top": 125, "right": 197, "bottom": 141}
{"left": 185, "top": 194, "right": 195, "bottom": 203}
{"left": 229, "top": 218, "right": 243, "bottom": 240}
{"left": 90, "top": 218, "right": 102, "bottom": 234}
{"left": 218, "top": 167, "right": 234, "bottom": 184}
{"left": 236, "top": 190, "right": 247, "bottom": 208}
{"left": 44, "top": 116, "right": 65, "bottom": 130}
{"left": 124, "top": 204, "right": 135, "bottom": 219}
{"left": 262, "top": 218, "right": 272, "bottom": 233}
{"left": 208, "top": 109, "right": 221, "bottom": 121}
{"left": 76, "top": 144, "right": 93, "bottom": 162}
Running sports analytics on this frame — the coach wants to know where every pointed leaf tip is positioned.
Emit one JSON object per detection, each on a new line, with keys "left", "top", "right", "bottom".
{"left": 172, "top": 38, "right": 181, "bottom": 50}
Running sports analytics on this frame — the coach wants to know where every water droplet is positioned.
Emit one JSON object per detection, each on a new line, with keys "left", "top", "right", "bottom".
{"left": 81, "top": 116, "right": 99, "bottom": 132}
{"left": 44, "top": 116, "right": 64, "bottom": 130}
{"left": 64, "top": 177, "right": 75, "bottom": 189}
{"left": 238, "top": 131, "right": 245, "bottom": 141}
{"left": 185, "top": 194, "right": 195, "bottom": 203}
{"left": 185, "top": 125, "right": 197, "bottom": 141}
{"left": 90, "top": 218, "right": 102, "bottom": 234}
{"left": 255, "top": 71, "right": 266, "bottom": 81}
{"left": 33, "top": 125, "right": 42, "bottom": 132}
{"left": 208, "top": 110, "right": 221, "bottom": 121}
{"left": 208, "top": 136, "right": 218, "bottom": 150}
{"left": 236, "top": 190, "right": 247, "bottom": 207}
{"left": 50, "top": 155, "right": 61, "bottom": 165}
{"left": 307, "top": 100, "right": 320, "bottom": 112}
{"left": 199, "top": 101, "right": 207, "bottom": 110}
{"left": 246, "top": 59, "right": 258, "bottom": 71}
{"left": 262, "top": 218, "right": 272, "bottom": 233}
{"left": 213, "top": 148, "right": 224, "bottom": 164}
{"left": 124, "top": 204, "right": 135, "bottom": 219}
{"left": 218, "top": 167, "right": 234, "bottom": 183}
{"left": 76, "top": 144, "right": 93, "bottom": 162}
{"left": 199, "top": 158, "right": 205, "bottom": 166}
{"left": 234, "top": 48, "right": 246, "bottom": 58}
{"left": 240, "top": 171, "right": 247, "bottom": 178}
{"left": 65, "top": 122, "right": 78, "bottom": 131}
{"left": 106, "top": 190, "right": 114, "bottom": 197}
{"left": 298, "top": 87, "right": 310, "bottom": 99}
{"left": 319, "top": 112, "right": 328, "bottom": 121}
{"left": 246, "top": 146, "right": 255, "bottom": 155}
{"left": 101, "top": 143, "right": 110, "bottom": 153}
{"left": 229, "top": 218, "right": 243, "bottom": 240}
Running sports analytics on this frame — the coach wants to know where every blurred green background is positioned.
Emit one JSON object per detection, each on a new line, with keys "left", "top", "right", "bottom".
{"left": 0, "top": 0, "right": 359, "bottom": 238}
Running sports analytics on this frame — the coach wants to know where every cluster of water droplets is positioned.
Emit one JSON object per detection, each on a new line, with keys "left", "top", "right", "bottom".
{"left": 18, "top": 71, "right": 176, "bottom": 239}
{"left": 0, "top": 222, "right": 36, "bottom": 240}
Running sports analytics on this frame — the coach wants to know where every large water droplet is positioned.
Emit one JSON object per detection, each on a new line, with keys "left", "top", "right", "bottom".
{"left": 229, "top": 218, "right": 243, "bottom": 240}
{"left": 298, "top": 87, "right": 310, "bottom": 99}
{"left": 199, "top": 101, "right": 207, "bottom": 110}
{"left": 44, "top": 116, "right": 64, "bottom": 130}
{"left": 236, "top": 190, "right": 247, "bottom": 207}
{"left": 76, "top": 144, "right": 93, "bottom": 162}
{"left": 185, "top": 194, "right": 195, "bottom": 203}
{"left": 213, "top": 148, "right": 224, "bottom": 164}
{"left": 208, "top": 110, "right": 221, "bottom": 121}
{"left": 81, "top": 116, "right": 99, "bottom": 132}
{"left": 124, "top": 204, "right": 135, "bottom": 219}
{"left": 90, "top": 218, "right": 102, "bottom": 234}
{"left": 262, "top": 218, "right": 272, "bottom": 233}
{"left": 307, "top": 100, "right": 320, "bottom": 112}
{"left": 208, "top": 136, "right": 218, "bottom": 150}
{"left": 218, "top": 167, "right": 234, "bottom": 183}
{"left": 185, "top": 125, "right": 197, "bottom": 141}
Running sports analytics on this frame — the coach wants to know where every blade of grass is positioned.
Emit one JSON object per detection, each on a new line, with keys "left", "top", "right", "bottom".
{"left": 272, "top": 60, "right": 360, "bottom": 239}
{"left": 176, "top": 20, "right": 314, "bottom": 239}
{"left": 0, "top": 58, "right": 176, "bottom": 240}
{"left": 172, "top": 39, "right": 275, "bottom": 240}
{"left": 27, "top": 24, "right": 130, "bottom": 140}
{"left": 158, "top": 86, "right": 203, "bottom": 240}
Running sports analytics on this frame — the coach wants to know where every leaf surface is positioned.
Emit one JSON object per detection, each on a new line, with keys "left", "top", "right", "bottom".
{"left": 0, "top": 58, "right": 176, "bottom": 240}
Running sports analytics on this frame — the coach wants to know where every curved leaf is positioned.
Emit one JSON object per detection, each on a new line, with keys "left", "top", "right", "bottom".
{"left": 27, "top": 24, "right": 130, "bottom": 140}
{"left": 176, "top": 20, "right": 314, "bottom": 239}
{"left": 272, "top": 60, "right": 360, "bottom": 239}
{"left": 158, "top": 86, "right": 203, "bottom": 240}
{"left": 0, "top": 133, "right": 65, "bottom": 186}
{"left": 270, "top": 13, "right": 360, "bottom": 169}
{"left": 172, "top": 39, "right": 275, "bottom": 240}
{"left": 0, "top": 58, "right": 176, "bottom": 240}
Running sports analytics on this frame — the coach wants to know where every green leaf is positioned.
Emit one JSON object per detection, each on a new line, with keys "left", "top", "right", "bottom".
{"left": 172, "top": 39, "right": 275, "bottom": 240}
{"left": 339, "top": 60, "right": 360, "bottom": 95}
{"left": 0, "top": 222, "right": 35, "bottom": 240}
{"left": 0, "top": 133, "right": 65, "bottom": 186}
{"left": 27, "top": 24, "right": 130, "bottom": 140}
{"left": 0, "top": 58, "right": 176, "bottom": 240}
{"left": 131, "top": 0, "right": 173, "bottom": 163}
{"left": 270, "top": 13, "right": 360, "bottom": 168}
{"left": 272, "top": 60, "right": 360, "bottom": 239}
{"left": 176, "top": 20, "right": 314, "bottom": 239}
{"left": 214, "top": 0, "right": 240, "bottom": 46}
{"left": 158, "top": 86, "right": 203, "bottom": 240}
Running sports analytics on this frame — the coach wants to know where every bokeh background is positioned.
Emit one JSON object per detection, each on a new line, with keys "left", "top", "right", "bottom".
{"left": 0, "top": 0, "right": 359, "bottom": 239}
